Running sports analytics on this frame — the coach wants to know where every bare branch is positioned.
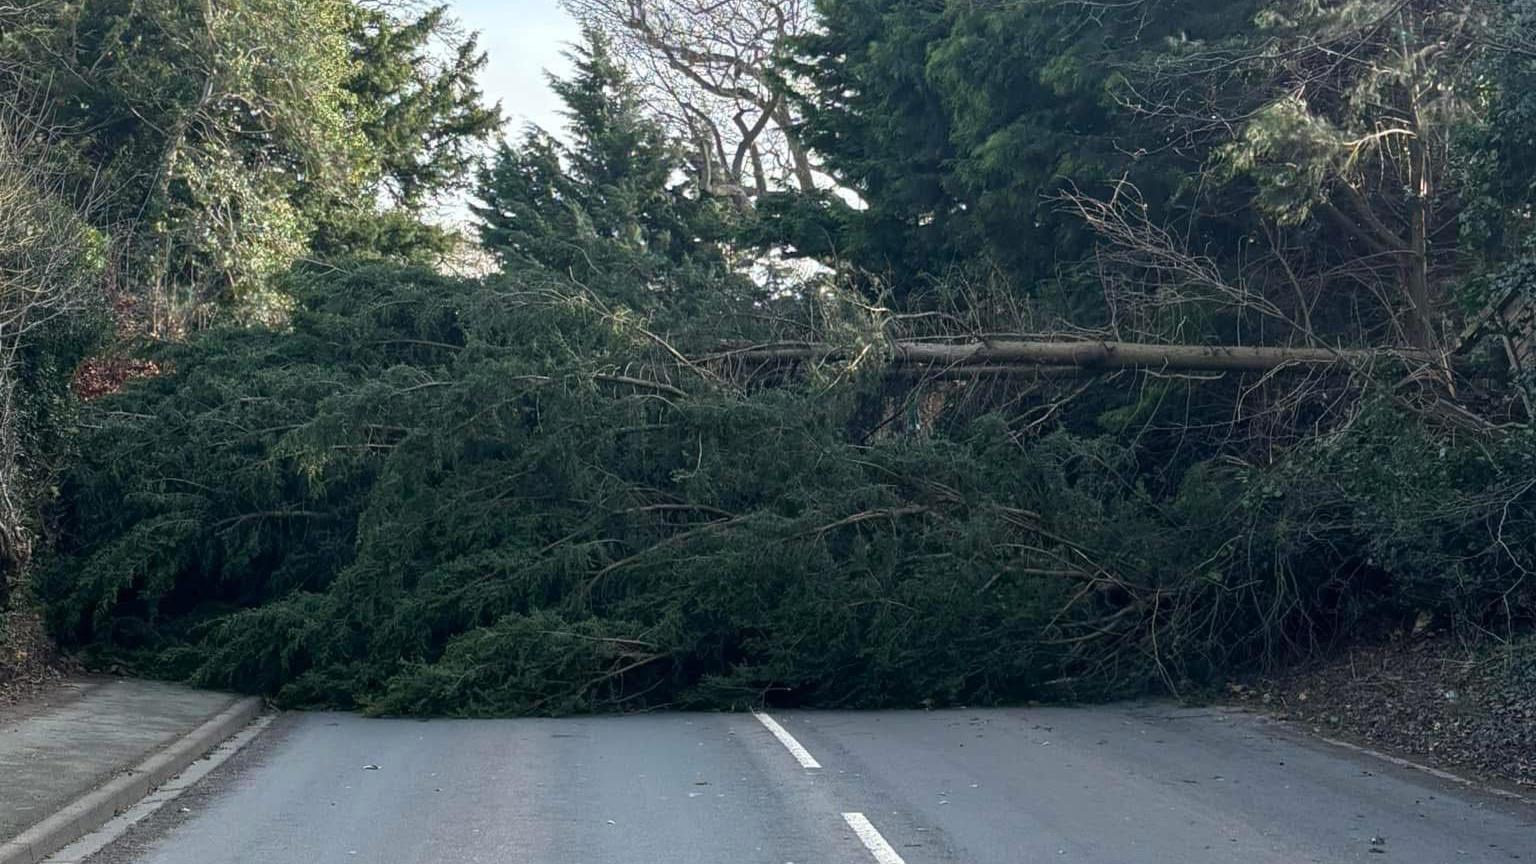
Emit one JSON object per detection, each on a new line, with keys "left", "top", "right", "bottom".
{"left": 562, "top": 0, "right": 819, "bottom": 198}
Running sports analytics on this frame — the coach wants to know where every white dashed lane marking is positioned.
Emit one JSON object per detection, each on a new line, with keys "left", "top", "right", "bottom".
{"left": 751, "top": 710, "right": 822, "bottom": 769}
{"left": 842, "top": 812, "right": 907, "bottom": 864}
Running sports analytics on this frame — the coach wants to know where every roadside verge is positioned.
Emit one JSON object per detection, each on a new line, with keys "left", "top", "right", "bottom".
{"left": 0, "top": 692, "right": 262, "bottom": 864}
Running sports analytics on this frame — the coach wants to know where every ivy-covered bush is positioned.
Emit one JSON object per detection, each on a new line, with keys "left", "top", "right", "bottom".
{"left": 0, "top": 125, "right": 106, "bottom": 631}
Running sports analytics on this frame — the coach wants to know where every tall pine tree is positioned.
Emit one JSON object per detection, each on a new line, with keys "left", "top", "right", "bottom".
{"left": 307, "top": 3, "right": 502, "bottom": 263}
{"left": 472, "top": 30, "right": 740, "bottom": 318}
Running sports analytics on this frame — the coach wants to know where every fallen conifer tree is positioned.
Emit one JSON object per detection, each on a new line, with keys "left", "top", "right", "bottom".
{"left": 37, "top": 263, "right": 1536, "bottom": 715}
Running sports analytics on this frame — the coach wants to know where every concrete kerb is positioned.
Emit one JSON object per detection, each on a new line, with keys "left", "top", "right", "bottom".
{"left": 0, "top": 696, "right": 264, "bottom": 864}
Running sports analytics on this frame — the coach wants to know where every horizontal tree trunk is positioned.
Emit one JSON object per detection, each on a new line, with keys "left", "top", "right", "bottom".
{"left": 716, "top": 340, "right": 1444, "bottom": 374}
{"left": 888, "top": 365, "right": 1100, "bottom": 380}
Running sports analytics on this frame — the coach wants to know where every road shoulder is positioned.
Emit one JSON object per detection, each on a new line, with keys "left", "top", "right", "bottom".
{"left": 0, "top": 677, "right": 262, "bottom": 864}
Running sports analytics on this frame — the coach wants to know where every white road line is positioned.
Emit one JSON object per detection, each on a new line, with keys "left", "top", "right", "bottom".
{"left": 751, "top": 709, "right": 822, "bottom": 769}
{"left": 842, "top": 812, "right": 907, "bottom": 864}
{"left": 1317, "top": 735, "right": 1536, "bottom": 806}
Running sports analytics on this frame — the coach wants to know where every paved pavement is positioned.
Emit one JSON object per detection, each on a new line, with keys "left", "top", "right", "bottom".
{"left": 80, "top": 703, "right": 1535, "bottom": 864}
{"left": 0, "top": 678, "right": 240, "bottom": 843}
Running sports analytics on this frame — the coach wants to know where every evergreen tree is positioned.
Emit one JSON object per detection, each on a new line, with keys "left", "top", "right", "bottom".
{"left": 0, "top": 0, "right": 498, "bottom": 327}
{"left": 307, "top": 4, "right": 502, "bottom": 263}
{"left": 472, "top": 30, "right": 739, "bottom": 318}
{"left": 27, "top": 0, "right": 1536, "bottom": 721}
{"left": 349, "top": 5, "right": 500, "bottom": 210}
{"left": 772, "top": 0, "right": 1256, "bottom": 313}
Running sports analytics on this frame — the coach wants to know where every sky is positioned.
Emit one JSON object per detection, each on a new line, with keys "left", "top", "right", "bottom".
{"left": 451, "top": 0, "right": 582, "bottom": 138}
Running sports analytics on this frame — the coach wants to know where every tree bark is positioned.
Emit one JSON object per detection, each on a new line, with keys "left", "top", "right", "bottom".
{"left": 718, "top": 339, "right": 1443, "bottom": 373}
{"left": 774, "top": 103, "right": 816, "bottom": 192}
{"left": 1404, "top": 81, "right": 1439, "bottom": 351}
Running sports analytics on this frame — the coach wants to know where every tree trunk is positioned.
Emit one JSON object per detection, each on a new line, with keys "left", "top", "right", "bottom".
{"left": 1401, "top": 36, "right": 1442, "bottom": 351}
{"left": 774, "top": 104, "right": 816, "bottom": 192}
{"left": 718, "top": 339, "right": 1442, "bottom": 373}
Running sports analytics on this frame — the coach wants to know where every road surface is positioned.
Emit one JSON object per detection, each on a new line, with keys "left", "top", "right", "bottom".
{"left": 83, "top": 704, "right": 1533, "bottom": 864}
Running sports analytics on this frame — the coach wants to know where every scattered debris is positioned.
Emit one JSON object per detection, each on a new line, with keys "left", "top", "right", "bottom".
{"left": 1231, "top": 632, "right": 1536, "bottom": 789}
{"left": 0, "top": 611, "right": 70, "bottom": 707}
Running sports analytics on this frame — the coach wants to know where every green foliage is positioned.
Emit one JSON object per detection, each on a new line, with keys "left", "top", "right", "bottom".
{"left": 307, "top": 3, "right": 501, "bottom": 263}
{"left": 2, "top": 0, "right": 361, "bottom": 321}
{"left": 473, "top": 31, "right": 741, "bottom": 319}
{"left": 46, "top": 263, "right": 1534, "bottom": 714}
{"left": 0, "top": 123, "right": 108, "bottom": 616}
{"left": 777, "top": 0, "right": 1255, "bottom": 308}
{"left": 1250, "top": 400, "right": 1536, "bottom": 624}
{"left": 346, "top": 4, "right": 499, "bottom": 210}
{"left": 31, "top": 0, "right": 1536, "bottom": 718}
{"left": 1213, "top": 96, "right": 1347, "bottom": 226}
{"left": 39, "top": 264, "right": 1062, "bottom": 711}
{"left": 0, "top": 0, "right": 497, "bottom": 327}
{"left": 775, "top": 0, "right": 964, "bottom": 294}
{"left": 1453, "top": 0, "right": 1536, "bottom": 265}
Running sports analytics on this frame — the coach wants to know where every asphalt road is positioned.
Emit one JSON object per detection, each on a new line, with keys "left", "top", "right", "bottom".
{"left": 86, "top": 704, "right": 1534, "bottom": 864}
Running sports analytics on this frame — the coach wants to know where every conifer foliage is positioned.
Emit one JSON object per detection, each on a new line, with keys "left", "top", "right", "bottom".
{"left": 35, "top": 7, "right": 1536, "bottom": 715}
{"left": 473, "top": 32, "right": 741, "bottom": 318}
{"left": 46, "top": 253, "right": 1536, "bottom": 713}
